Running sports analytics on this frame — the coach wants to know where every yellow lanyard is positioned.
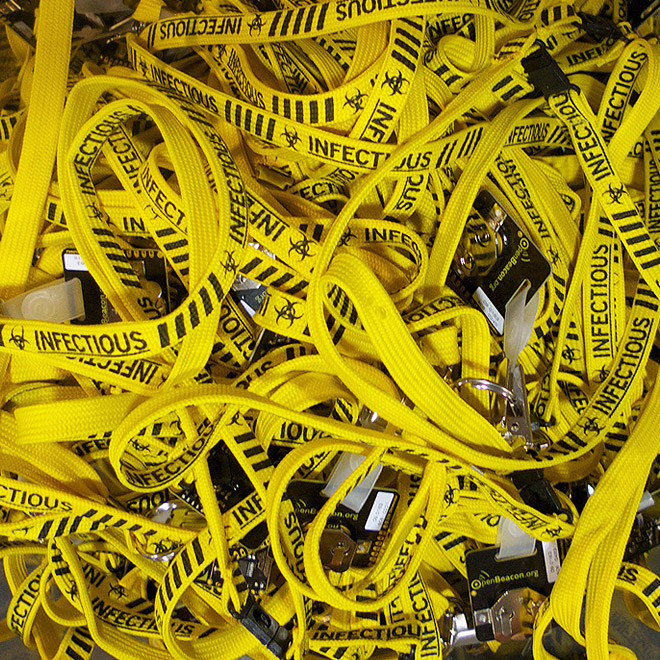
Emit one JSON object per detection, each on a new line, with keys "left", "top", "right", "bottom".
{"left": 0, "top": 0, "right": 660, "bottom": 659}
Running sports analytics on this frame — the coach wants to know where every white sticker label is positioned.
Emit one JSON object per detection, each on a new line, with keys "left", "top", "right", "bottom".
{"left": 473, "top": 287, "right": 504, "bottom": 334}
{"left": 542, "top": 541, "right": 561, "bottom": 583}
{"left": 365, "top": 492, "right": 394, "bottom": 532}
{"left": 63, "top": 252, "right": 88, "bottom": 272}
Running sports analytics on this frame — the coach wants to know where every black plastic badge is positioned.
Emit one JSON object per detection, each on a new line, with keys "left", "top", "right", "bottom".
{"left": 466, "top": 545, "right": 554, "bottom": 642}
{"left": 287, "top": 479, "right": 398, "bottom": 570}
{"left": 62, "top": 249, "right": 172, "bottom": 324}
{"left": 448, "top": 190, "right": 551, "bottom": 335}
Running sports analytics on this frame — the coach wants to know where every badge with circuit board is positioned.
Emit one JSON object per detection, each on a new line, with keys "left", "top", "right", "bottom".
{"left": 287, "top": 479, "right": 398, "bottom": 572}
{"left": 448, "top": 190, "right": 551, "bottom": 334}
{"left": 63, "top": 249, "right": 172, "bottom": 324}
{"left": 466, "top": 542, "right": 560, "bottom": 642}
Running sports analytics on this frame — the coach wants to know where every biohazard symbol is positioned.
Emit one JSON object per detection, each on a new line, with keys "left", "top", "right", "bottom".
{"left": 339, "top": 227, "right": 356, "bottom": 247}
{"left": 247, "top": 14, "right": 264, "bottom": 36}
{"left": 548, "top": 248, "right": 560, "bottom": 266}
{"left": 109, "top": 583, "right": 127, "bottom": 599}
{"left": 343, "top": 90, "right": 367, "bottom": 113}
{"left": 275, "top": 299, "right": 303, "bottom": 328}
{"left": 606, "top": 184, "right": 625, "bottom": 204}
{"left": 138, "top": 60, "right": 149, "bottom": 77}
{"left": 561, "top": 346, "right": 580, "bottom": 364}
{"left": 87, "top": 203, "right": 105, "bottom": 221}
{"left": 544, "top": 526, "right": 562, "bottom": 538}
{"left": 8, "top": 327, "right": 28, "bottom": 350}
{"left": 581, "top": 417, "right": 602, "bottom": 436}
{"left": 444, "top": 486, "right": 458, "bottom": 505}
{"left": 594, "top": 365, "right": 609, "bottom": 384}
{"left": 381, "top": 70, "right": 408, "bottom": 95}
{"left": 281, "top": 127, "right": 301, "bottom": 150}
{"left": 66, "top": 583, "right": 79, "bottom": 600}
{"left": 229, "top": 411, "right": 241, "bottom": 425}
{"left": 288, "top": 234, "right": 313, "bottom": 260}
{"left": 222, "top": 250, "right": 238, "bottom": 275}
{"left": 153, "top": 539, "right": 174, "bottom": 555}
{"left": 130, "top": 438, "right": 148, "bottom": 452}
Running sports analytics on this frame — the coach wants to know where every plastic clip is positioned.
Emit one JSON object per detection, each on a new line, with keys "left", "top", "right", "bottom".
{"left": 239, "top": 596, "right": 291, "bottom": 659}
{"left": 521, "top": 42, "right": 574, "bottom": 98}
{"left": 511, "top": 470, "right": 568, "bottom": 519}
{"left": 575, "top": 11, "right": 625, "bottom": 43}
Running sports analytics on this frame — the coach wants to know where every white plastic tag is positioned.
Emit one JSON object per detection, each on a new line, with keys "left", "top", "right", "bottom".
{"left": 2, "top": 278, "right": 85, "bottom": 323}
{"left": 496, "top": 517, "right": 537, "bottom": 560}
{"left": 321, "top": 452, "right": 383, "bottom": 513}
{"left": 503, "top": 281, "right": 538, "bottom": 366}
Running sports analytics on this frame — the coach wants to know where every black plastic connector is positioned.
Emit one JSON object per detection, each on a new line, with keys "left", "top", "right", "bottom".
{"left": 239, "top": 596, "right": 291, "bottom": 659}
{"left": 511, "top": 470, "right": 571, "bottom": 521}
{"left": 521, "top": 43, "right": 573, "bottom": 98}
{"left": 576, "top": 11, "right": 624, "bottom": 42}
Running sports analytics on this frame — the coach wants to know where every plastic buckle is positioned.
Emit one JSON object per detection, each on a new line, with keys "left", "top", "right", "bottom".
{"left": 575, "top": 11, "right": 624, "bottom": 42}
{"left": 521, "top": 43, "right": 573, "bottom": 99}
{"left": 238, "top": 595, "right": 291, "bottom": 659}
{"left": 511, "top": 470, "right": 570, "bottom": 520}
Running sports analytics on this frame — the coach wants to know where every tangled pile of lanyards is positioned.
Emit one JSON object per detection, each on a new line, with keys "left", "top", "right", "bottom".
{"left": 0, "top": 0, "right": 660, "bottom": 658}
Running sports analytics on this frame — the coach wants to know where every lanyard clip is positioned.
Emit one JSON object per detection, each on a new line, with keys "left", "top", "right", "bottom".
{"left": 504, "top": 362, "right": 533, "bottom": 447}
{"left": 521, "top": 42, "right": 574, "bottom": 99}
{"left": 511, "top": 470, "right": 570, "bottom": 520}
{"left": 97, "top": 15, "right": 149, "bottom": 44}
{"left": 473, "top": 588, "right": 545, "bottom": 643}
{"left": 238, "top": 595, "right": 291, "bottom": 659}
{"left": 0, "top": 0, "right": 38, "bottom": 46}
{"left": 440, "top": 608, "right": 480, "bottom": 652}
{"left": 502, "top": 282, "right": 545, "bottom": 451}
{"left": 575, "top": 11, "right": 625, "bottom": 43}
